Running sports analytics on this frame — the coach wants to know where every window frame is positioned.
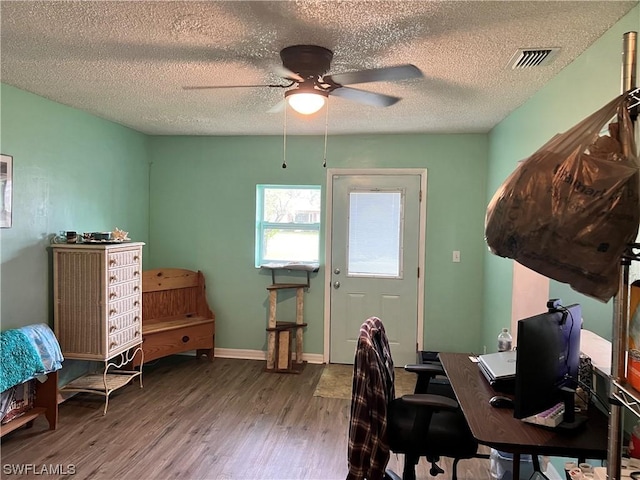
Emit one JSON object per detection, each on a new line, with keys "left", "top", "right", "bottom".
{"left": 255, "top": 184, "right": 321, "bottom": 267}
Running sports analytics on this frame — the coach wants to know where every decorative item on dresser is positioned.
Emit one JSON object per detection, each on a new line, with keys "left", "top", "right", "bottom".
{"left": 136, "top": 268, "right": 215, "bottom": 367}
{"left": 51, "top": 242, "right": 145, "bottom": 414}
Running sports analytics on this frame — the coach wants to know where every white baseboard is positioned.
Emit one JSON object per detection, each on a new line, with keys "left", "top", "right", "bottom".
{"left": 214, "top": 348, "right": 324, "bottom": 364}
{"left": 213, "top": 348, "right": 265, "bottom": 361}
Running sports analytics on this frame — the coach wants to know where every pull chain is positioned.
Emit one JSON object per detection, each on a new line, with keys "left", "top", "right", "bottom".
{"left": 282, "top": 102, "right": 288, "bottom": 169}
{"left": 323, "top": 97, "right": 329, "bottom": 168}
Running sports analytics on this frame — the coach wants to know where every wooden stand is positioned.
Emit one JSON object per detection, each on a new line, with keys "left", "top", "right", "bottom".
{"left": 266, "top": 284, "right": 307, "bottom": 373}
{"left": 262, "top": 264, "right": 318, "bottom": 373}
{"left": 1, "top": 371, "right": 59, "bottom": 437}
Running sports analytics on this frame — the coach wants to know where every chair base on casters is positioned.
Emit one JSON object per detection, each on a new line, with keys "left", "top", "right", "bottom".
{"left": 385, "top": 453, "right": 442, "bottom": 480}
{"left": 429, "top": 458, "right": 445, "bottom": 477}
{"left": 386, "top": 452, "right": 491, "bottom": 480}
{"left": 384, "top": 470, "right": 403, "bottom": 480}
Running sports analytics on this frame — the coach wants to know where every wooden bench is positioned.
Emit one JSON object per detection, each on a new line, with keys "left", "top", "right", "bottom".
{"left": 136, "top": 268, "right": 215, "bottom": 366}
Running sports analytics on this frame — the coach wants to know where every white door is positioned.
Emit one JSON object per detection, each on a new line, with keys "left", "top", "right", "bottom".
{"left": 327, "top": 170, "right": 425, "bottom": 365}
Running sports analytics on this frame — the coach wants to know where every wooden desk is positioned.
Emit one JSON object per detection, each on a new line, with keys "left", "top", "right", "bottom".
{"left": 439, "top": 352, "right": 608, "bottom": 478}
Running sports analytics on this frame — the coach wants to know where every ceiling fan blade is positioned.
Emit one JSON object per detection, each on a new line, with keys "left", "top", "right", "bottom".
{"left": 327, "top": 64, "right": 423, "bottom": 86}
{"left": 330, "top": 86, "right": 400, "bottom": 107}
{"left": 271, "top": 64, "right": 304, "bottom": 83}
{"left": 183, "top": 84, "right": 288, "bottom": 90}
{"left": 267, "top": 100, "right": 286, "bottom": 114}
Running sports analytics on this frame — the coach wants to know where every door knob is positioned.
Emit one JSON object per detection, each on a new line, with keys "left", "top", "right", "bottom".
{"left": 334, "top": 268, "right": 341, "bottom": 275}
{"left": 333, "top": 281, "right": 341, "bottom": 289}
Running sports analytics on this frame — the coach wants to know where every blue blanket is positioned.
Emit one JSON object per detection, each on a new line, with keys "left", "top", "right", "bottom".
{"left": 0, "top": 329, "right": 46, "bottom": 392}
{"left": 17, "top": 324, "right": 64, "bottom": 373}
{"left": 0, "top": 324, "right": 63, "bottom": 393}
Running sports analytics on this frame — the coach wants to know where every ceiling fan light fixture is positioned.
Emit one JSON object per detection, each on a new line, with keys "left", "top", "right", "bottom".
{"left": 285, "top": 89, "right": 328, "bottom": 115}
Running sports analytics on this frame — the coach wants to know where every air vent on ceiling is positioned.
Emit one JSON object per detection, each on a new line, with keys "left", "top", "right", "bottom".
{"left": 508, "top": 48, "right": 560, "bottom": 69}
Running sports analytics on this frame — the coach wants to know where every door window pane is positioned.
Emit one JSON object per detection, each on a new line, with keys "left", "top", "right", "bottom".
{"left": 348, "top": 191, "right": 403, "bottom": 277}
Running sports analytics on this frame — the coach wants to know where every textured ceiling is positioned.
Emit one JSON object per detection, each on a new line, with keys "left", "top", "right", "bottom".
{"left": 1, "top": 1, "right": 637, "bottom": 136}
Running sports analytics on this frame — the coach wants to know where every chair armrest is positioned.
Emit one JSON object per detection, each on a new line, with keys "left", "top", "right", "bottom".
{"left": 404, "top": 363, "right": 445, "bottom": 376}
{"left": 400, "top": 393, "right": 459, "bottom": 410}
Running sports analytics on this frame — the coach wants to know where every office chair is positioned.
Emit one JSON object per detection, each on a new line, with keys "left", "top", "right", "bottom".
{"left": 347, "top": 317, "right": 487, "bottom": 480}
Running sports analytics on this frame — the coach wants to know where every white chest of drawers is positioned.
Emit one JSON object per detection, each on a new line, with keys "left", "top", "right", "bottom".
{"left": 52, "top": 242, "right": 145, "bottom": 361}
{"left": 52, "top": 242, "right": 145, "bottom": 414}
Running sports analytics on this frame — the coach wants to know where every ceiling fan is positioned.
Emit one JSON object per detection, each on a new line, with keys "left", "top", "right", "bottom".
{"left": 183, "top": 45, "right": 424, "bottom": 115}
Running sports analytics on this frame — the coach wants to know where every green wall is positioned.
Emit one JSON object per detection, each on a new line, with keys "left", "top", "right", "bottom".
{"left": 1, "top": 6, "right": 637, "bottom": 363}
{"left": 0, "top": 82, "right": 488, "bottom": 359}
{"left": 147, "top": 134, "right": 489, "bottom": 355}
{"left": 484, "top": 6, "right": 639, "bottom": 347}
{"left": 0, "top": 84, "right": 150, "bottom": 331}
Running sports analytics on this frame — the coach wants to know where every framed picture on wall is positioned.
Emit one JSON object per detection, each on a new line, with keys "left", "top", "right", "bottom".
{"left": 1, "top": 154, "right": 13, "bottom": 228}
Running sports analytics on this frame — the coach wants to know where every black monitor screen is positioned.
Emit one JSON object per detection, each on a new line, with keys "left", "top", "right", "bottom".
{"left": 513, "top": 303, "right": 582, "bottom": 420}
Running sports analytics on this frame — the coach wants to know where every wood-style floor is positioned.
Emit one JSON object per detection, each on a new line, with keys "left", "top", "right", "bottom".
{"left": 1, "top": 357, "right": 493, "bottom": 479}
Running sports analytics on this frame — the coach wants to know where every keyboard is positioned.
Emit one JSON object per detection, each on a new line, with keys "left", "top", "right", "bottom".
{"left": 522, "top": 402, "right": 565, "bottom": 428}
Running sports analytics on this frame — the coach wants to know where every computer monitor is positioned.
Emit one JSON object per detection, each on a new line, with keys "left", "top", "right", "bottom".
{"left": 513, "top": 301, "right": 584, "bottom": 429}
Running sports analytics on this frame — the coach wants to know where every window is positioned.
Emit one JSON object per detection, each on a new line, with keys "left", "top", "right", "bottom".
{"left": 255, "top": 185, "right": 321, "bottom": 267}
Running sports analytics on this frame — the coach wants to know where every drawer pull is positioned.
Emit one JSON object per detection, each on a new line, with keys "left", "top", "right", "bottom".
{"left": 109, "top": 292, "right": 117, "bottom": 299}
{"left": 134, "top": 300, "right": 140, "bottom": 306}
{"left": 134, "top": 286, "right": 140, "bottom": 292}
{"left": 134, "top": 316, "right": 140, "bottom": 323}
{"left": 109, "top": 259, "right": 117, "bottom": 266}
{"left": 133, "top": 256, "right": 140, "bottom": 262}
{"left": 110, "top": 325, "right": 117, "bottom": 332}
{"left": 110, "top": 308, "right": 117, "bottom": 316}
{"left": 133, "top": 271, "right": 140, "bottom": 276}
{"left": 110, "top": 342, "right": 118, "bottom": 349}
{"left": 135, "top": 331, "right": 141, "bottom": 337}
{"left": 110, "top": 275, "right": 117, "bottom": 282}
{"left": 182, "top": 336, "right": 190, "bottom": 343}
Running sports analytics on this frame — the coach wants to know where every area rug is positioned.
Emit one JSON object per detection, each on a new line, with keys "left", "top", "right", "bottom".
{"left": 313, "top": 363, "right": 417, "bottom": 400}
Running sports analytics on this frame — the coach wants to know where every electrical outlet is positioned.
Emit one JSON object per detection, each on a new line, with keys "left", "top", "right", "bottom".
{"left": 452, "top": 250, "right": 461, "bottom": 262}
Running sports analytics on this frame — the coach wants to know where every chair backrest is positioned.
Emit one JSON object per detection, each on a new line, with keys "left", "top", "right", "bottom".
{"left": 347, "top": 316, "right": 395, "bottom": 480}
